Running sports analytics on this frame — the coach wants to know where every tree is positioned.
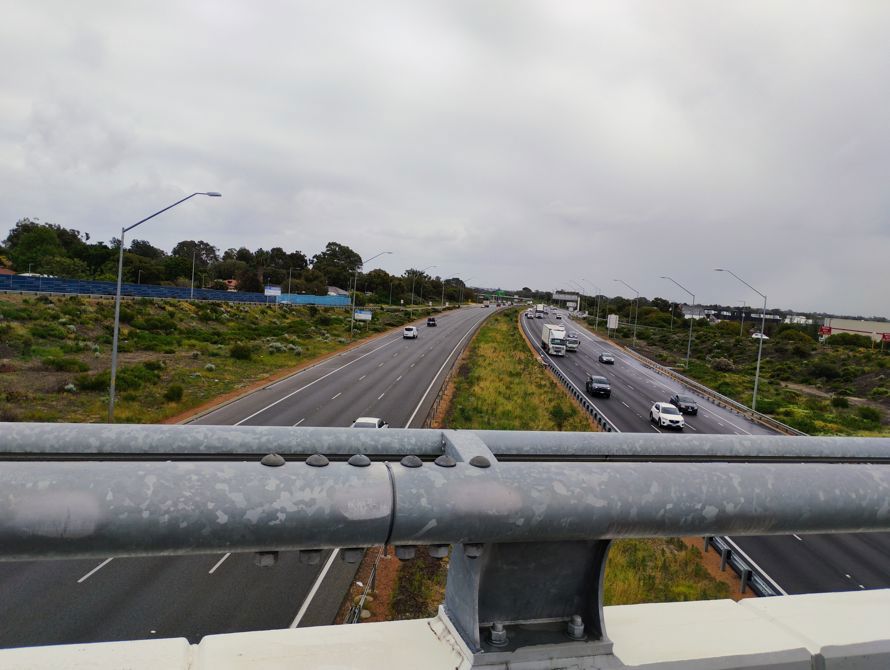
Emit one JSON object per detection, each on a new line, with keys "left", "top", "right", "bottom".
{"left": 171, "top": 240, "right": 219, "bottom": 266}
{"left": 311, "top": 242, "right": 361, "bottom": 289}
{"left": 236, "top": 266, "right": 264, "bottom": 293}
{"left": 129, "top": 239, "right": 167, "bottom": 259}
{"left": 41, "top": 256, "right": 91, "bottom": 279}
{"left": 8, "top": 226, "right": 66, "bottom": 272}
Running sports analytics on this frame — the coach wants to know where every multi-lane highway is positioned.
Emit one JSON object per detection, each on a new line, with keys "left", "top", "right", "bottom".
{"left": 520, "top": 310, "right": 890, "bottom": 595}
{"left": 0, "top": 305, "right": 494, "bottom": 649}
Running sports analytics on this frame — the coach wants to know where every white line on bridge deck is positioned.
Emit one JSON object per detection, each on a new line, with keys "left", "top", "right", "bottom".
{"left": 78, "top": 558, "right": 114, "bottom": 583}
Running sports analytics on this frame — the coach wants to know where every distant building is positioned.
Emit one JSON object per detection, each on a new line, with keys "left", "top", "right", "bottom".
{"left": 821, "top": 317, "right": 890, "bottom": 343}
{"left": 0, "top": 268, "right": 15, "bottom": 276}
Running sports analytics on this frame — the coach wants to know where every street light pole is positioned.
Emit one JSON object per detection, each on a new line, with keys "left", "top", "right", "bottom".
{"left": 411, "top": 264, "right": 436, "bottom": 309}
{"left": 739, "top": 300, "right": 747, "bottom": 337}
{"left": 660, "top": 275, "right": 696, "bottom": 369}
{"left": 582, "top": 279, "right": 601, "bottom": 330}
{"left": 137, "top": 269, "right": 142, "bottom": 285}
{"left": 190, "top": 249, "right": 196, "bottom": 299}
{"left": 613, "top": 279, "right": 640, "bottom": 348}
{"left": 109, "top": 191, "right": 221, "bottom": 422}
{"left": 715, "top": 268, "right": 768, "bottom": 411}
{"left": 350, "top": 251, "right": 392, "bottom": 337}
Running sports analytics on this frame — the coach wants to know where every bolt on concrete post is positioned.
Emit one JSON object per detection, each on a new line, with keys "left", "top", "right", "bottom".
{"left": 488, "top": 622, "right": 508, "bottom": 647}
{"left": 567, "top": 614, "right": 585, "bottom": 640}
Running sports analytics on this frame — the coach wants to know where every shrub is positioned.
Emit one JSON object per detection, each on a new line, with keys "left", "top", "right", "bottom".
{"left": 43, "top": 356, "right": 89, "bottom": 372}
{"left": 143, "top": 360, "right": 165, "bottom": 371}
{"left": 825, "top": 333, "right": 873, "bottom": 348}
{"left": 163, "top": 384, "right": 184, "bottom": 402}
{"left": 204, "top": 363, "right": 216, "bottom": 371}
{"left": 29, "top": 323, "right": 67, "bottom": 339}
{"left": 63, "top": 383, "right": 77, "bottom": 393}
{"left": 830, "top": 395, "right": 850, "bottom": 408}
{"left": 809, "top": 361, "right": 841, "bottom": 380}
{"left": 230, "top": 343, "right": 253, "bottom": 360}
{"left": 857, "top": 406, "right": 882, "bottom": 423}
{"left": 711, "top": 358, "right": 735, "bottom": 372}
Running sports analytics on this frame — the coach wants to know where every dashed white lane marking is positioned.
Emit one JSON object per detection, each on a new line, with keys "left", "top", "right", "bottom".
{"left": 209, "top": 553, "right": 231, "bottom": 574}
{"left": 686, "top": 424, "right": 698, "bottom": 431}
{"left": 396, "top": 375, "right": 402, "bottom": 382}
{"left": 793, "top": 535, "right": 803, "bottom": 542}
{"left": 290, "top": 550, "right": 340, "bottom": 628}
{"left": 378, "top": 393, "right": 385, "bottom": 400}
{"left": 233, "top": 337, "right": 400, "bottom": 425}
{"left": 621, "top": 401, "right": 630, "bottom": 408}
{"left": 410, "top": 363, "right": 416, "bottom": 367}
{"left": 358, "top": 375, "right": 366, "bottom": 381}
{"left": 331, "top": 392, "right": 341, "bottom": 400}
{"left": 378, "top": 362, "right": 384, "bottom": 367}
{"left": 78, "top": 558, "right": 114, "bottom": 583}
{"left": 293, "top": 418, "right": 305, "bottom": 426}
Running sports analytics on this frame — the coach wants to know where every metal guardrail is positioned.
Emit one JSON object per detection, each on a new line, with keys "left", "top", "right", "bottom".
{"left": 3, "top": 423, "right": 890, "bottom": 662}
{"left": 705, "top": 536, "right": 783, "bottom": 597}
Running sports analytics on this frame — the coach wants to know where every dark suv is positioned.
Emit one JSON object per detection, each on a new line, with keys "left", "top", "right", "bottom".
{"left": 669, "top": 393, "right": 698, "bottom": 415}
{"left": 585, "top": 375, "right": 611, "bottom": 398}
{"left": 427, "top": 317, "right": 437, "bottom": 327}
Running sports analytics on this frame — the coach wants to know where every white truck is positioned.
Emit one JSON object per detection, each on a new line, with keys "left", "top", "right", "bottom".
{"left": 534, "top": 304, "right": 545, "bottom": 318}
{"left": 565, "top": 332, "right": 580, "bottom": 352}
{"left": 541, "top": 323, "right": 567, "bottom": 356}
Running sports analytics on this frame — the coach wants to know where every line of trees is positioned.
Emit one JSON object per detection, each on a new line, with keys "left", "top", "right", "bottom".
{"left": 0, "top": 218, "right": 475, "bottom": 304}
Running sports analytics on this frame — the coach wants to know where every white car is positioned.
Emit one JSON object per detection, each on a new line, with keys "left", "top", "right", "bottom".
{"left": 751, "top": 332, "right": 770, "bottom": 340}
{"left": 351, "top": 417, "right": 389, "bottom": 428}
{"left": 403, "top": 326, "right": 418, "bottom": 339}
{"left": 650, "top": 402, "right": 685, "bottom": 430}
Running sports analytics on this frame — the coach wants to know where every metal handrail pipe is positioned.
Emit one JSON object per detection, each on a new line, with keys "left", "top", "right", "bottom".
{"left": 0, "top": 423, "right": 446, "bottom": 459}
{"left": 475, "top": 431, "right": 890, "bottom": 462}
{"left": 0, "top": 461, "right": 392, "bottom": 560}
{"left": 4, "top": 425, "right": 889, "bottom": 462}
{"left": 2, "top": 459, "right": 890, "bottom": 561}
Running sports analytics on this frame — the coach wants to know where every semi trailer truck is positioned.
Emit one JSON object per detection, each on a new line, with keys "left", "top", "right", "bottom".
{"left": 541, "top": 323, "right": 567, "bottom": 356}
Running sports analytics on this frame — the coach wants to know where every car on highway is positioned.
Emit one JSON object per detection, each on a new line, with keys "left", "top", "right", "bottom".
{"left": 669, "top": 393, "right": 698, "bottom": 415}
{"left": 751, "top": 332, "right": 770, "bottom": 340}
{"left": 598, "top": 352, "right": 615, "bottom": 364}
{"left": 427, "top": 317, "right": 437, "bottom": 327}
{"left": 585, "top": 375, "right": 611, "bottom": 398}
{"left": 650, "top": 402, "right": 685, "bottom": 430}
{"left": 403, "top": 326, "right": 419, "bottom": 339}
{"left": 350, "top": 417, "right": 389, "bottom": 428}
{"left": 525, "top": 310, "right": 534, "bottom": 319}
{"left": 555, "top": 313, "right": 562, "bottom": 319}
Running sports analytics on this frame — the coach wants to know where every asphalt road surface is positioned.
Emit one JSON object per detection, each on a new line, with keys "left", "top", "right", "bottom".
{"left": 520, "top": 310, "right": 890, "bottom": 596}
{"left": 0, "top": 305, "right": 494, "bottom": 649}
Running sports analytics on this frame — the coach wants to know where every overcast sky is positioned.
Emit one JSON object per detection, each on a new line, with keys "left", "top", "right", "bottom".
{"left": 1, "top": 1, "right": 888, "bottom": 317}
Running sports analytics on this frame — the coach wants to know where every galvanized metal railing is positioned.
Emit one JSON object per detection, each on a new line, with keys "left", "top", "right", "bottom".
{"left": 2, "top": 423, "right": 889, "bottom": 665}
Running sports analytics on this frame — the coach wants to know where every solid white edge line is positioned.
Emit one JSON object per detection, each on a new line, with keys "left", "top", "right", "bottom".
{"left": 404, "top": 318, "right": 482, "bottom": 428}
{"left": 77, "top": 557, "right": 114, "bottom": 583}
{"left": 290, "top": 549, "right": 340, "bottom": 628}
{"left": 722, "top": 537, "right": 789, "bottom": 595}
{"left": 331, "top": 392, "right": 341, "bottom": 400}
{"left": 234, "top": 337, "right": 400, "bottom": 425}
{"left": 208, "top": 552, "right": 231, "bottom": 574}
{"left": 293, "top": 418, "right": 305, "bottom": 426}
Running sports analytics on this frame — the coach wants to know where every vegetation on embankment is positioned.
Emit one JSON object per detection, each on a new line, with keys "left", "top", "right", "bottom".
{"left": 386, "top": 309, "right": 729, "bottom": 620}
{"left": 443, "top": 308, "right": 592, "bottom": 431}
{"left": 0, "top": 293, "right": 433, "bottom": 423}
{"left": 590, "top": 316, "right": 889, "bottom": 436}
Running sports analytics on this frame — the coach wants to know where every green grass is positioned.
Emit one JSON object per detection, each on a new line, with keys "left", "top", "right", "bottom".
{"left": 443, "top": 309, "right": 592, "bottom": 431}
{"left": 0, "top": 294, "right": 435, "bottom": 423}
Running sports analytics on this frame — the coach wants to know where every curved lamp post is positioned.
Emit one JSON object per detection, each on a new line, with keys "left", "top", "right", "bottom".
{"left": 582, "top": 279, "right": 602, "bottom": 330}
{"left": 660, "top": 276, "right": 696, "bottom": 370}
{"left": 351, "top": 251, "right": 392, "bottom": 337}
{"left": 411, "top": 264, "right": 436, "bottom": 308}
{"left": 613, "top": 279, "right": 640, "bottom": 348}
{"left": 715, "top": 268, "right": 768, "bottom": 411}
{"left": 109, "top": 191, "right": 221, "bottom": 421}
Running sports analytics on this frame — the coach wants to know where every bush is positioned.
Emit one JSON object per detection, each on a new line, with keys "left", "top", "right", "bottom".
{"left": 809, "top": 361, "right": 841, "bottom": 380}
{"left": 711, "top": 358, "right": 735, "bottom": 372}
{"left": 830, "top": 395, "right": 850, "bottom": 408}
{"left": 825, "top": 333, "right": 873, "bottom": 348}
{"left": 230, "top": 343, "right": 253, "bottom": 360}
{"left": 204, "top": 363, "right": 216, "bottom": 371}
{"left": 163, "top": 384, "right": 184, "bottom": 402}
{"left": 43, "top": 356, "right": 89, "bottom": 372}
{"left": 857, "top": 406, "right": 882, "bottom": 423}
